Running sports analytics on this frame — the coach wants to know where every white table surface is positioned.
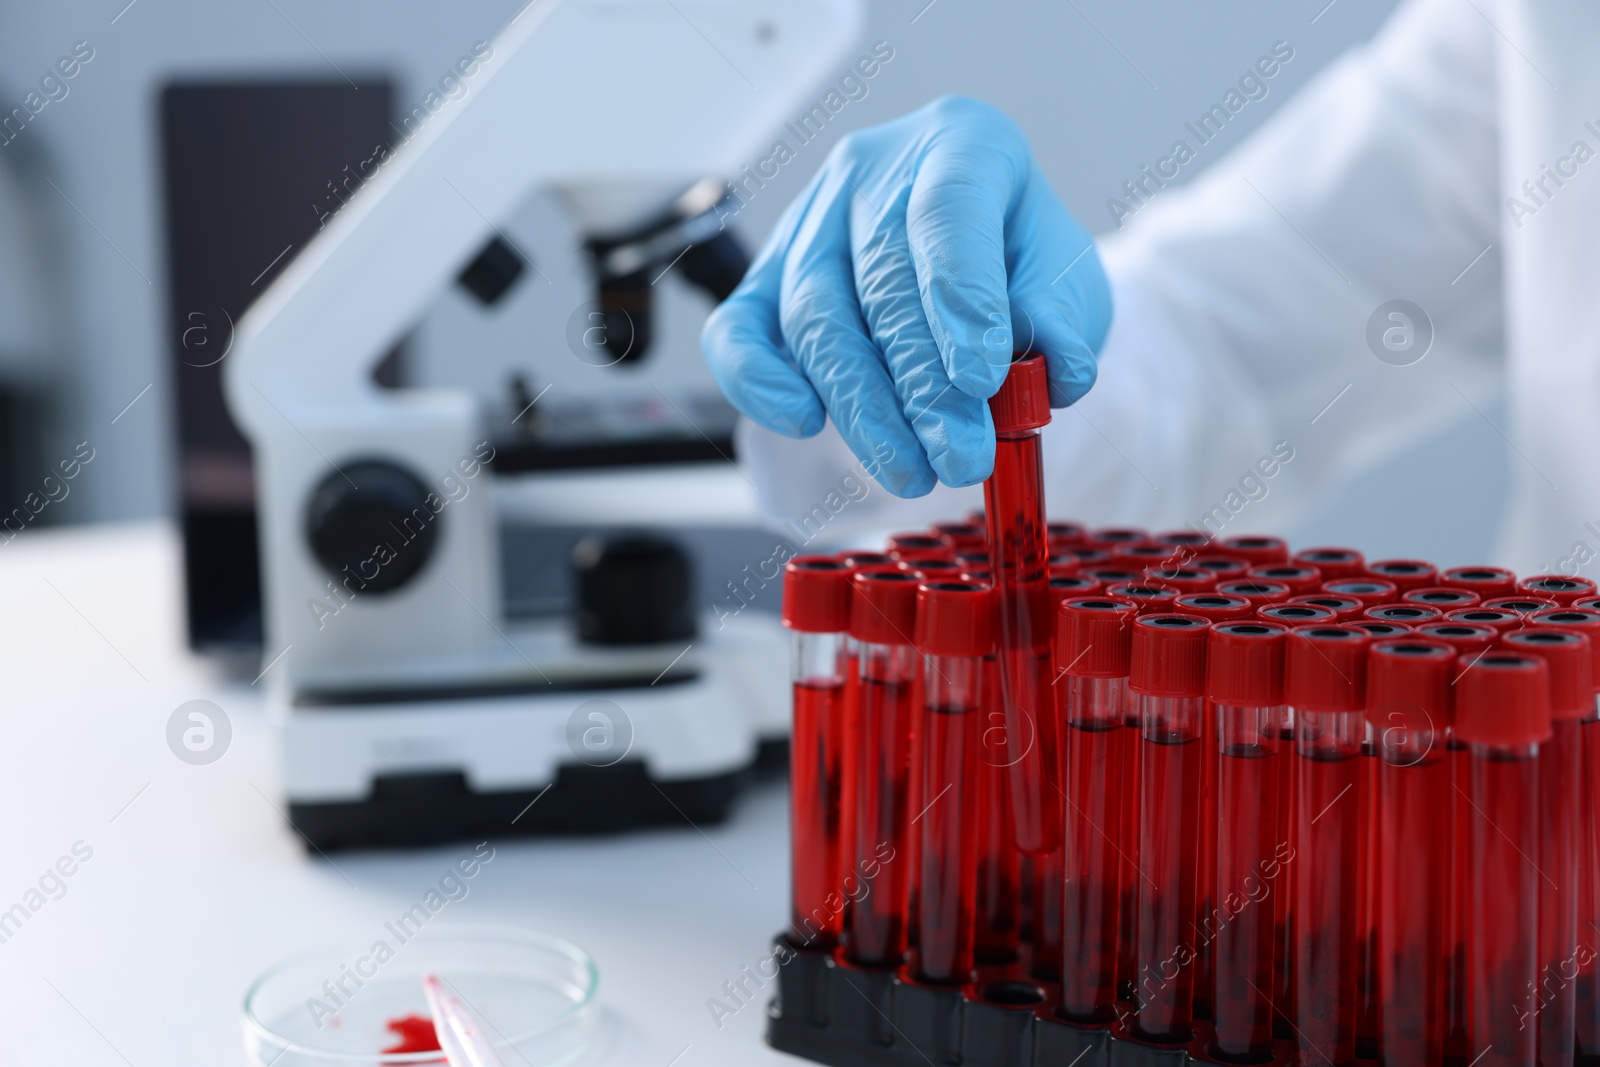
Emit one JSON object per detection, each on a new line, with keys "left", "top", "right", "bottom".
{"left": 0, "top": 521, "right": 796, "bottom": 1066}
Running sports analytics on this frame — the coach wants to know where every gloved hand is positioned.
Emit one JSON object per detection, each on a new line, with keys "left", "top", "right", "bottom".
{"left": 702, "top": 95, "right": 1112, "bottom": 497}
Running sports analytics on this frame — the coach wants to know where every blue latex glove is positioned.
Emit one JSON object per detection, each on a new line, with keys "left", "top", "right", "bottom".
{"left": 702, "top": 95, "right": 1112, "bottom": 497}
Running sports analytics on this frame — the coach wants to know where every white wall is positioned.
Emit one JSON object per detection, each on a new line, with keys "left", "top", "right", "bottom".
{"left": 2, "top": 0, "right": 1504, "bottom": 561}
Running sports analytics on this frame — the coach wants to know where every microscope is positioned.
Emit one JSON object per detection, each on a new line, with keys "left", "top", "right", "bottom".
{"left": 224, "top": 0, "right": 863, "bottom": 849}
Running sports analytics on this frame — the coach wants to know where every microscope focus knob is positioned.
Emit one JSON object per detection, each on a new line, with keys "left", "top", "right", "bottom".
{"left": 572, "top": 533, "right": 696, "bottom": 646}
{"left": 304, "top": 460, "right": 440, "bottom": 594}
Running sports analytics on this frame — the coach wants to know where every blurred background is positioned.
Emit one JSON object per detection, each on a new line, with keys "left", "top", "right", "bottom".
{"left": 0, "top": 0, "right": 1500, "bottom": 585}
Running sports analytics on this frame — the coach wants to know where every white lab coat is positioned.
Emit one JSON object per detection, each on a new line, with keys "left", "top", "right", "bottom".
{"left": 737, "top": 0, "right": 1600, "bottom": 575}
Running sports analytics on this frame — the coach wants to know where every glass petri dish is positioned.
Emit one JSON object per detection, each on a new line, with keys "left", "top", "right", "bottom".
{"left": 243, "top": 925, "right": 599, "bottom": 1066}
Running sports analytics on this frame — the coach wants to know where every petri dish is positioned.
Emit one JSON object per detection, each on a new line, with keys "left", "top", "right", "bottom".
{"left": 243, "top": 925, "right": 599, "bottom": 1066}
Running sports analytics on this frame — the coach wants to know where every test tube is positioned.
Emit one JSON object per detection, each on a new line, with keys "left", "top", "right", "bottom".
{"left": 1400, "top": 587, "right": 1479, "bottom": 610}
{"left": 1527, "top": 609, "right": 1600, "bottom": 1064}
{"left": 972, "top": 636, "right": 1022, "bottom": 965}
{"left": 1259, "top": 603, "right": 1338, "bottom": 627}
{"left": 1502, "top": 627, "right": 1592, "bottom": 1067}
{"left": 1456, "top": 652, "right": 1551, "bottom": 1067}
{"left": 1130, "top": 613, "right": 1211, "bottom": 1041}
{"left": 910, "top": 580, "right": 993, "bottom": 986}
{"left": 1367, "top": 639, "right": 1454, "bottom": 1067}
{"left": 1057, "top": 595, "right": 1139, "bottom": 1022}
{"left": 782, "top": 557, "right": 853, "bottom": 949}
{"left": 1293, "top": 547, "right": 1367, "bottom": 580}
{"left": 1249, "top": 565, "right": 1325, "bottom": 596}
{"left": 1207, "top": 620, "right": 1291, "bottom": 1062}
{"left": 1440, "top": 566, "right": 1518, "bottom": 599}
{"left": 1286, "top": 625, "right": 1373, "bottom": 1067}
{"left": 1323, "top": 578, "right": 1399, "bottom": 607}
{"left": 982, "top": 355, "right": 1054, "bottom": 857}
{"left": 1174, "top": 593, "right": 1255, "bottom": 623}
{"left": 1289, "top": 594, "right": 1366, "bottom": 622}
{"left": 844, "top": 568, "right": 921, "bottom": 967}
{"left": 1519, "top": 574, "right": 1599, "bottom": 606}
{"left": 1220, "top": 535, "right": 1291, "bottom": 565}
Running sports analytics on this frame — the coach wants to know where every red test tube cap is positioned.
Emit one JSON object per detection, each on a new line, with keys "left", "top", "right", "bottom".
{"left": 1403, "top": 586, "right": 1481, "bottom": 609}
{"left": 1414, "top": 622, "right": 1498, "bottom": 655}
{"left": 1207, "top": 621, "right": 1289, "bottom": 706}
{"left": 1248, "top": 565, "right": 1323, "bottom": 595}
{"left": 1365, "top": 603, "right": 1442, "bottom": 625}
{"left": 932, "top": 522, "right": 987, "bottom": 550}
{"left": 1446, "top": 607, "right": 1524, "bottom": 632}
{"left": 1259, "top": 603, "right": 1337, "bottom": 626}
{"left": 989, "top": 353, "right": 1050, "bottom": 432}
{"left": 1049, "top": 574, "right": 1103, "bottom": 603}
{"left": 1175, "top": 593, "right": 1255, "bottom": 622}
{"left": 783, "top": 556, "right": 853, "bottom": 632}
{"left": 1366, "top": 639, "right": 1454, "bottom": 735}
{"left": 1293, "top": 547, "right": 1366, "bottom": 579}
{"left": 1502, "top": 629, "right": 1593, "bottom": 720}
{"left": 839, "top": 550, "right": 894, "bottom": 570}
{"left": 1323, "top": 578, "right": 1398, "bottom": 606}
{"left": 1216, "top": 579, "right": 1292, "bottom": 606}
{"left": 1057, "top": 596, "right": 1139, "bottom": 678}
{"left": 1156, "top": 529, "right": 1212, "bottom": 550}
{"left": 849, "top": 569, "right": 920, "bottom": 645}
{"left": 1528, "top": 607, "right": 1600, "bottom": 691}
{"left": 1518, "top": 574, "right": 1599, "bottom": 605}
{"left": 1288, "top": 594, "right": 1365, "bottom": 621}
{"left": 915, "top": 580, "right": 994, "bottom": 658}
{"left": 1220, "top": 535, "right": 1290, "bottom": 565}
{"left": 1484, "top": 595, "right": 1557, "bottom": 616}
{"left": 1352, "top": 621, "right": 1412, "bottom": 638}
{"left": 1366, "top": 558, "right": 1439, "bottom": 592}
{"left": 1047, "top": 521, "right": 1087, "bottom": 545}
{"left": 1284, "top": 625, "right": 1372, "bottom": 712}
{"left": 1454, "top": 652, "right": 1552, "bottom": 746}
{"left": 887, "top": 531, "right": 953, "bottom": 562}
{"left": 1130, "top": 614, "right": 1210, "bottom": 697}
{"left": 1191, "top": 555, "right": 1250, "bottom": 579}
{"left": 1107, "top": 582, "right": 1179, "bottom": 615}
{"left": 1441, "top": 566, "right": 1518, "bottom": 598}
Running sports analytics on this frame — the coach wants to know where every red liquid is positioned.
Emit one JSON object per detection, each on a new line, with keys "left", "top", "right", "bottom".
{"left": 1538, "top": 720, "right": 1581, "bottom": 1067}
{"left": 1276, "top": 720, "right": 1297, "bottom": 1038}
{"left": 791, "top": 679, "right": 845, "bottom": 947}
{"left": 1033, "top": 847, "right": 1065, "bottom": 982}
{"left": 1377, "top": 743, "right": 1450, "bottom": 1067}
{"left": 383, "top": 1014, "right": 441, "bottom": 1054}
{"left": 1295, "top": 713, "right": 1364, "bottom": 1067}
{"left": 1197, "top": 697, "right": 1219, "bottom": 1023}
{"left": 1467, "top": 747, "right": 1539, "bottom": 1067}
{"left": 1359, "top": 741, "right": 1378, "bottom": 1059}
{"left": 839, "top": 645, "right": 861, "bottom": 943}
{"left": 1212, "top": 711, "right": 1285, "bottom": 1061}
{"left": 1447, "top": 737, "right": 1470, "bottom": 1063}
{"left": 845, "top": 671, "right": 914, "bottom": 967}
{"left": 1119, "top": 710, "right": 1141, "bottom": 1005}
{"left": 983, "top": 429, "right": 1056, "bottom": 855}
{"left": 1578, "top": 718, "right": 1600, "bottom": 1062}
{"left": 1061, "top": 677, "right": 1127, "bottom": 1022}
{"left": 1134, "top": 700, "right": 1204, "bottom": 1042}
{"left": 974, "top": 657, "right": 1022, "bottom": 963}
{"left": 916, "top": 702, "right": 979, "bottom": 984}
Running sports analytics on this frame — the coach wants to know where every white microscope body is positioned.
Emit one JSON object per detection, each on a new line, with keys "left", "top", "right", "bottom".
{"left": 224, "top": 0, "right": 861, "bottom": 847}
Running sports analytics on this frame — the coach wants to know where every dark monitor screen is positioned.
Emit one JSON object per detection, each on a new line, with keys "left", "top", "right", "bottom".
{"left": 160, "top": 79, "right": 394, "bottom": 660}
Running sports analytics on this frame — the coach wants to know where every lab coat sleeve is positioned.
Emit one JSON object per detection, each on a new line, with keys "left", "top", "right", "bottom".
{"left": 735, "top": 0, "right": 1503, "bottom": 546}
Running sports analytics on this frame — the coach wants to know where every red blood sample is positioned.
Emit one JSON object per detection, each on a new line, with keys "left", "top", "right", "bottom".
{"left": 1519, "top": 574, "right": 1599, "bottom": 606}
{"left": 844, "top": 569, "right": 920, "bottom": 967}
{"left": 1249, "top": 565, "right": 1325, "bottom": 596}
{"left": 782, "top": 557, "right": 853, "bottom": 947}
{"left": 383, "top": 1014, "right": 441, "bottom": 1054}
{"left": 1457, "top": 653, "right": 1551, "bottom": 1067}
{"left": 1207, "top": 620, "right": 1291, "bottom": 1062}
{"left": 1365, "top": 559, "right": 1438, "bottom": 593}
{"left": 1057, "top": 596, "right": 1138, "bottom": 1021}
{"left": 982, "top": 356, "right": 1056, "bottom": 857}
{"left": 1216, "top": 580, "right": 1292, "bottom": 608}
{"left": 1403, "top": 586, "right": 1482, "bottom": 610}
{"left": 1502, "top": 629, "right": 1591, "bottom": 1067}
{"left": 1368, "top": 639, "right": 1454, "bottom": 1067}
{"left": 1289, "top": 594, "right": 1366, "bottom": 622}
{"left": 1324, "top": 578, "right": 1399, "bottom": 607}
{"left": 911, "top": 580, "right": 992, "bottom": 985}
{"left": 1130, "top": 613, "right": 1210, "bottom": 1041}
{"left": 1287, "top": 625, "right": 1372, "bottom": 1067}
{"left": 1293, "top": 547, "right": 1366, "bottom": 580}
{"left": 1221, "top": 535, "right": 1290, "bottom": 565}
{"left": 1440, "top": 566, "right": 1517, "bottom": 599}
{"left": 973, "top": 653, "right": 1021, "bottom": 964}
{"left": 1174, "top": 593, "right": 1255, "bottom": 623}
